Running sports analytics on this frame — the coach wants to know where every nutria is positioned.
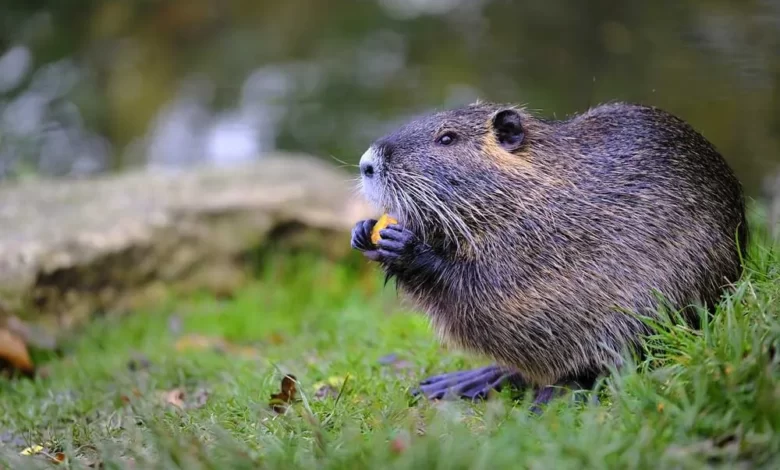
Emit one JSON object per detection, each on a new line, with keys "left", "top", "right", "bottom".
{"left": 350, "top": 101, "right": 747, "bottom": 408}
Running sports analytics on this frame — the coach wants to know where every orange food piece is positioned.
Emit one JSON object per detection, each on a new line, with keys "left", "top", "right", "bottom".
{"left": 371, "top": 214, "right": 398, "bottom": 245}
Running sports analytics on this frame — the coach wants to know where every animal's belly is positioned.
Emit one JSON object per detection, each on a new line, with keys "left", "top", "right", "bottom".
{"left": 404, "top": 287, "right": 644, "bottom": 385}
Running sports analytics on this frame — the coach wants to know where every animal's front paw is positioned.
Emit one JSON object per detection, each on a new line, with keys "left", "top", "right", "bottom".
{"left": 351, "top": 219, "right": 377, "bottom": 252}
{"left": 361, "top": 223, "right": 417, "bottom": 265}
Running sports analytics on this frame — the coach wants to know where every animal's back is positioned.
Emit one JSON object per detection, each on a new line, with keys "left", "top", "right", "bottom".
{"left": 563, "top": 103, "right": 747, "bottom": 300}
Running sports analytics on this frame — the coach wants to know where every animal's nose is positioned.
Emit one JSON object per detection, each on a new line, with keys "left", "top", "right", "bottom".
{"left": 359, "top": 148, "right": 376, "bottom": 178}
{"left": 360, "top": 162, "right": 375, "bottom": 178}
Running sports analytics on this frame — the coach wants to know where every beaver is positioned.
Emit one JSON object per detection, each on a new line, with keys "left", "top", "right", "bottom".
{"left": 350, "top": 101, "right": 748, "bottom": 408}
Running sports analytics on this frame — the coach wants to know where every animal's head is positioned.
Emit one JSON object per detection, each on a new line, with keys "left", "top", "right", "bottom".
{"left": 358, "top": 102, "right": 536, "bottom": 248}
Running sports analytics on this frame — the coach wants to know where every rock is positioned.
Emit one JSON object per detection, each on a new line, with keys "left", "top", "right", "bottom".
{"left": 0, "top": 153, "right": 375, "bottom": 335}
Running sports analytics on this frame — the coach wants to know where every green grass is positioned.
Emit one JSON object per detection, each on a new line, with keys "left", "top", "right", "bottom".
{"left": 1, "top": 233, "right": 779, "bottom": 469}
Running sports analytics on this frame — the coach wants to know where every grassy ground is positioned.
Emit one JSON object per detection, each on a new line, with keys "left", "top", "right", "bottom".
{"left": 1, "top": 230, "right": 779, "bottom": 469}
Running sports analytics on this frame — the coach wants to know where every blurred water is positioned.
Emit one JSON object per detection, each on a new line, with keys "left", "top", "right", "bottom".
{"left": 0, "top": 0, "right": 778, "bottom": 196}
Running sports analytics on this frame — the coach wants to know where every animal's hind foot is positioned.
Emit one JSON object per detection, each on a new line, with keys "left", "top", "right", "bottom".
{"left": 411, "top": 366, "right": 600, "bottom": 413}
{"left": 411, "top": 365, "right": 525, "bottom": 401}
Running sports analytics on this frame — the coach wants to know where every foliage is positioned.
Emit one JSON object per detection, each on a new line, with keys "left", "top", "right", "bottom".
{"left": 0, "top": 233, "right": 779, "bottom": 469}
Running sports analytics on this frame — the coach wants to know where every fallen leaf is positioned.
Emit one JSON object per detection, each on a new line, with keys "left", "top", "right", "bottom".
{"left": 269, "top": 374, "right": 297, "bottom": 413}
{"left": 18, "top": 444, "right": 67, "bottom": 465}
{"left": 0, "top": 328, "right": 35, "bottom": 377}
{"left": 163, "top": 388, "right": 186, "bottom": 408}
{"left": 158, "top": 387, "right": 209, "bottom": 410}
{"left": 20, "top": 445, "right": 44, "bottom": 456}
{"left": 657, "top": 402, "right": 665, "bottom": 413}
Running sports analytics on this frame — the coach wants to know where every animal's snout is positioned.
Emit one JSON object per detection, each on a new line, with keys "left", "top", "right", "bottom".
{"left": 359, "top": 148, "right": 377, "bottom": 178}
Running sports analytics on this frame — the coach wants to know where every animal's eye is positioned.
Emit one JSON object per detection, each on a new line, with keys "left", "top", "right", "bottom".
{"left": 436, "top": 132, "right": 457, "bottom": 146}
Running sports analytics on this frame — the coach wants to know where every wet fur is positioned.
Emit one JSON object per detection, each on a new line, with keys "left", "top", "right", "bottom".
{"left": 360, "top": 101, "right": 748, "bottom": 386}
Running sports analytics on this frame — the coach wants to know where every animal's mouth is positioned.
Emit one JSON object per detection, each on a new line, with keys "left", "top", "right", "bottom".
{"left": 359, "top": 177, "right": 405, "bottom": 228}
{"left": 362, "top": 183, "right": 399, "bottom": 220}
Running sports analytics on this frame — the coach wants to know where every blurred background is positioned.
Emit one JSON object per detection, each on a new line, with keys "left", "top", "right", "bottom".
{"left": 0, "top": 0, "right": 778, "bottom": 197}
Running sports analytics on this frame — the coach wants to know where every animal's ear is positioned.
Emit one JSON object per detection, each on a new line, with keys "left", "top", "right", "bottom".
{"left": 492, "top": 109, "right": 525, "bottom": 152}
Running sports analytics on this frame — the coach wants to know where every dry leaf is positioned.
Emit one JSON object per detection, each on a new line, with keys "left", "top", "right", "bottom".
{"left": 163, "top": 388, "right": 186, "bottom": 408}
{"left": 159, "top": 387, "right": 208, "bottom": 410}
{"left": 269, "top": 374, "right": 297, "bottom": 413}
{"left": 19, "top": 444, "right": 67, "bottom": 465}
{"left": 0, "top": 328, "right": 34, "bottom": 377}
{"left": 20, "top": 444, "right": 44, "bottom": 456}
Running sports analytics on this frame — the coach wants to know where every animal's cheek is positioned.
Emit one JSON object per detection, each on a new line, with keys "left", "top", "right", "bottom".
{"left": 394, "top": 157, "right": 427, "bottom": 176}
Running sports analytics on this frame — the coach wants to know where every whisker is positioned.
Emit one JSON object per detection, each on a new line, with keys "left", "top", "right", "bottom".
{"left": 328, "top": 154, "right": 358, "bottom": 168}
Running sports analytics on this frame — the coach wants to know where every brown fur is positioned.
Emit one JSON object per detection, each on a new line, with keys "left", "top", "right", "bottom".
{"left": 359, "top": 101, "right": 748, "bottom": 386}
